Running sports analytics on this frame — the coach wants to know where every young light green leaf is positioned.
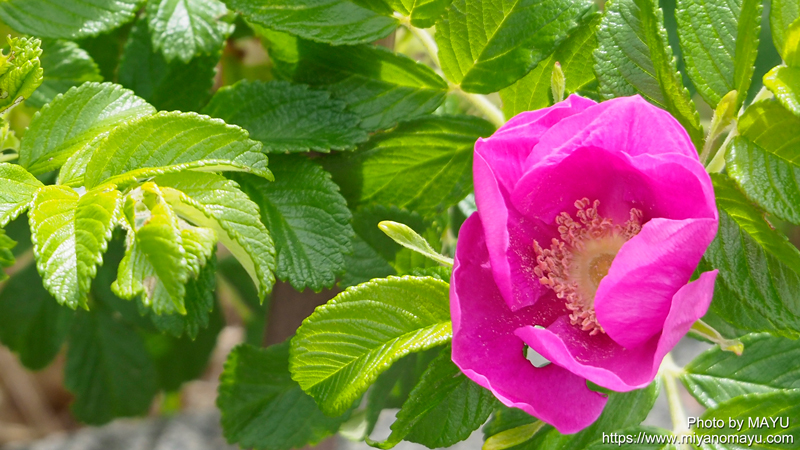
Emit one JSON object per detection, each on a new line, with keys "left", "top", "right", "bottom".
{"left": 500, "top": 13, "right": 601, "bottom": 117}
{"left": 0, "top": 0, "right": 141, "bottom": 40}
{"left": 85, "top": 111, "right": 270, "bottom": 189}
{"left": 0, "top": 264, "right": 75, "bottom": 370}
{"left": 150, "top": 252, "right": 217, "bottom": 340}
{"left": 325, "top": 115, "right": 494, "bottom": 217}
{"left": 0, "top": 36, "right": 44, "bottom": 113}
{"left": 229, "top": 156, "right": 353, "bottom": 292}
{"left": 290, "top": 276, "right": 452, "bottom": 416}
{"left": 26, "top": 40, "right": 103, "bottom": 108}
{"left": 203, "top": 80, "right": 368, "bottom": 153}
{"left": 114, "top": 184, "right": 190, "bottom": 315}
{"left": 219, "top": 343, "right": 351, "bottom": 450}
{"left": 29, "top": 185, "right": 121, "bottom": 310}
{"left": 764, "top": 66, "right": 800, "bottom": 116}
{"left": 19, "top": 82, "right": 155, "bottom": 178}
{"left": 435, "top": 0, "right": 592, "bottom": 94}
{"left": 675, "top": 0, "right": 761, "bottom": 107}
{"left": 154, "top": 172, "right": 276, "bottom": 300}
{"left": 483, "top": 422, "right": 546, "bottom": 450}
{"left": 385, "top": 0, "right": 452, "bottom": 28}
{"left": 262, "top": 28, "right": 448, "bottom": 132}
{"left": 694, "top": 390, "right": 800, "bottom": 447}
{"left": 683, "top": 333, "right": 800, "bottom": 408}
{"left": 378, "top": 221, "right": 453, "bottom": 267}
{"left": 119, "top": 17, "right": 220, "bottom": 112}
{"left": 771, "top": 0, "right": 800, "bottom": 57}
{"left": 65, "top": 309, "right": 158, "bottom": 425}
{"left": 726, "top": 100, "right": 800, "bottom": 223}
{"left": 225, "top": 0, "right": 397, "bottom": 45}
{"left": 147, "top": 0, "right": 231, "bottom": 63}
{"left": 0, "top": 163, "right": 44, "bottom": 227}
{"left": 595, "top": 0, "right": 704, "bottom": 149}
{"left": 370, "top": 347, "right": 496, "bottom": 449}
{"left": 700, "top": 174, "right": 800, "bottom": 338}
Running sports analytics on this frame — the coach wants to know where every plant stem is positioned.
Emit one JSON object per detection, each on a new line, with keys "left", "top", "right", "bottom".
{"left": 396, "top": 15, "right": 506, "bottom": 127}
{"left": 660, "top": 353, "right": 688, "bottom": 437}
{"left": 706, "top": 127, "right": 738, "bottom": 173}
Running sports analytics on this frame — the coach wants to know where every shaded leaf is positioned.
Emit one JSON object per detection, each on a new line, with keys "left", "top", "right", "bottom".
{"left": 224, "top": 0, "right": 398, "bottom": 45}
{"left": 27, "top": 40, "right": 103, "bottom": 108}
{"left": 203, "top": 80, "right": 367, "bottom": 153}
{"left": 218, "top": 343, "right": 351, "bottom": 450}
{"left": 263, "top": 28, "right": 447, "bottom": 131}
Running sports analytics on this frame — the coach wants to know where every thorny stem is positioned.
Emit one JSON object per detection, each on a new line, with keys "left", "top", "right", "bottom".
{"left": 660, "top": 353, "right": 689, "bottom": 444}
{"left": 395, "top": 14, "right": 506, "bottom": 128}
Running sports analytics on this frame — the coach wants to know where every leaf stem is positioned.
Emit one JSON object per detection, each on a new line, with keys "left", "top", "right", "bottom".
{"left": 660, "top": 353, "right": 689, "bottom": 439}
{"left": 396, "top": 15, "right": 506, "bottom": 128}
{"left": 705, "top": 127, "right": 738, "bottom": 173}
{"left": 690, "top": 319, "right": 744, "bottom": 355}
{"left": 0, "top": 152, "right": 18, "bottom": 163}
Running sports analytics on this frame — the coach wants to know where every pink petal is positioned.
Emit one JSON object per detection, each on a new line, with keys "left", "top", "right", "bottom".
{"left": 523, "top": 95, "right": 699, "bottom": 172}
{"left": 452, "top": 215, "right": 607, "bottom": 433}
{"left": 516, "top": 271, "right": 718, "bottom": 391}
{"left": 594, "top": 217, "right": 718, "bottom": 348}
{"left": 474, "top": 95, "right": 594, "bottom": 311}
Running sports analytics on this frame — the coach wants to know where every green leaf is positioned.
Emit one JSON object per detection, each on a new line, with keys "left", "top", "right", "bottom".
{"left": 203, "top": 80, "right": 367, "bottom": 153}
{"left": 218, "top": 343, "right": 351, "bottom": 450}
{"left": 147, "top": 0, "right": 231, "bottom": 63}
{"left": 147, "top": 295, "right": 224, "bottom": 391}
{"left": 505, "top": 383, "right": 658, "bottom": 449}
{"left": 0, "top": 163, "right": 44, "bottom": 227}
{"left": 0, "top": 0, "right": 141, "bottom": 40}
{"left": 378, "top": 220, "right": 453, "bottom": 266}
{"left": 0, "top": 36, "right": 44, "bottom": 113}
{"left": 683, "top": 333, "right": 800, "bottom": 408}
{"left": 772, "top": 0, "right": 800, "bottom": 59}
{"left": 0, "top": 264, "right": 75, "bottom": 370}
{"left": 224, "top": 0, "right": 397, "bottom": 45}
{"left": 29, "top": 185, "right": 121, "bottom": 309}
{"left": 583, "top": 427, "right": 673, "bottom": 449}
{"left": 0, "top": 229, "right": 13, "bottom": 281}
{"left": 154, "top": 172, "right": 276, "bottom": 300}
{"left": 726, "top": 100, "right": 800, "bottom": 223}
{"left": 26, "top": 40, "right": 103, "bottom": 109}
{"left": 385, "top": 0, "right": 452, "bottom": 28}
{"left": 700, "top": 174, "right": 800, "bottom": 338}
{"left": 500, "top": 13, "right": 601, "bottom": 117}
{"left": 595, "top": 0, "right": 703, "bottom": 149}
{"left": 340, "top": 234, "right": 396, "bottom": 288}
{"left": 371, "top": 347, "right": 496, "bottom": 449}
{"left": 675, "top": 0, "right": 761, "bottom": 107}
{"left": 290, "top": 276, "right": 452, "bottom": 416}
{"left": 695, "top": 390, "right": 800, "bottom": 448}
{"left": 20, "top": 82, "right": 155, "bottom": 179}
{"left": 262, "top": 28, "right": 448, "bottom": 132}
{"left": 764, "top": 66, "right": 800, "bottom": 116}
{"left": 229, "top": 157, "right": 352, "bottom": 292}
{"left": 85, "top": 111, "right": 270, "bottom": 189}
{"left": 150, "top": 249, "right": 218, "bottom": 340}
{"left": 65, "top": 309, "right": 158, "bottom": 425}
{"left": 325, "top": 115, "right": 494, "bottom": 217}
{"left": 113, "top": 183, "right": 191, "bottom": 315}
{"left": 435, "top": 0, "right": 592, "bottom": 94}
{"left": 119, "top": 17, "right": 220, "bottom": 112}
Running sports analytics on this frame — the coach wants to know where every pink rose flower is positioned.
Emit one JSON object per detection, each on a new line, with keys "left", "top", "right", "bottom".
{"left": 450, "top": 95, "right": 719, "bottom": 433}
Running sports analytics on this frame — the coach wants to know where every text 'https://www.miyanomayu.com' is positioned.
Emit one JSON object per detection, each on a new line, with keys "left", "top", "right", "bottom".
{"left": 601, "top": 416, "right": 794, "bottom": 447}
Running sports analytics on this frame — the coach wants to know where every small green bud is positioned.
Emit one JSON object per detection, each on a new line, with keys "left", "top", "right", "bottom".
{"left": 551, "top": 61, "right": 566, "bottom": 103}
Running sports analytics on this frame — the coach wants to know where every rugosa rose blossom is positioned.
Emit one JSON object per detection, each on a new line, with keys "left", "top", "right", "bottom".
{"left": 450, "top": 95, "right": 718, "bottom": 433}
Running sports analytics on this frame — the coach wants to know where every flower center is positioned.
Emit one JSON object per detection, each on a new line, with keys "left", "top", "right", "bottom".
{"left": 533, "top": 198, "right": 643, "bottom": 335}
